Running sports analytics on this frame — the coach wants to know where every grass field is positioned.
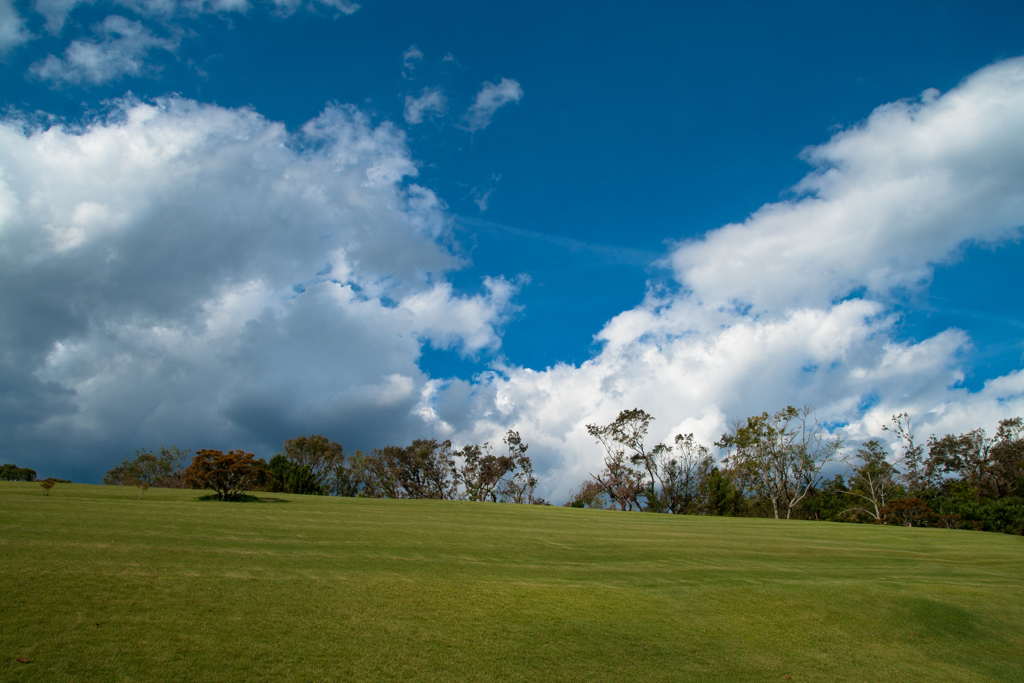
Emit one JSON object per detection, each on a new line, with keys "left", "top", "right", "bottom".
{"left": 1, "top": 483, "right": 1022, "bottom": 682}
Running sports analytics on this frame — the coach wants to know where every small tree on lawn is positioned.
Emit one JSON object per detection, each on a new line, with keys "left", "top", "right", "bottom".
{"left": 184, "top": 449, "right": 265, "bottom": 501}
{"left": 40, "top": 480, "right": 55, "bottom": 496}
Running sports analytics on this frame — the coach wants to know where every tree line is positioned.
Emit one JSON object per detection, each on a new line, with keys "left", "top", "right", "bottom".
{"left": 104, "top": 432, "right": 544, "bottom": 504}
{"left": 87, "top": 404, "right": 1024, "bottom": 535}
{"left": 565, "top": 407, "right": 1024, "bottom": 535}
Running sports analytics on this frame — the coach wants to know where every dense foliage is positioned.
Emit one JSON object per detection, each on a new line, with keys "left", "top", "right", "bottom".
{"left": 1, "top": 463, "right": 37, "bottom": 481}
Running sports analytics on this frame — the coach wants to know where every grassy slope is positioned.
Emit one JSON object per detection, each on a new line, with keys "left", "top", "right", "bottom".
{"left": 0, "top": 483, "right": 1022, "bottom": 682}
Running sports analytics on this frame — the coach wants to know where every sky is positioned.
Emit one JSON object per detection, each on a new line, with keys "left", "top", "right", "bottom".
{"left": 2, "top": 0, "right": 1024, "bottom": 500}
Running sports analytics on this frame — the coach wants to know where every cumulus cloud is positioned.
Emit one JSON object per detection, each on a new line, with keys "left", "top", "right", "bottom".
{"left": 403, "top": 87, "right": 446, "bottom": 125}
{"left": 0, "top": 96, "right": 517, "bottom": 480}
{"left": 29, "top": 15, "right": 178, "bottom": 85}
{"left": 463, "top": 77, "right": 522, "bottom": 132}
{"left": 0, "top": 0, "right": 32, "bottom": 53}
{"left": 415, "top": 57, "right": 1024, "bottom": 500}
{"left": 672, "top": 68, "right": 1024, "bottom": 312}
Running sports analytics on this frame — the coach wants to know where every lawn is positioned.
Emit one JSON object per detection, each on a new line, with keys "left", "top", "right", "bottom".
{"left": 1, "top": 482, "right": 1022, "bottom": 682}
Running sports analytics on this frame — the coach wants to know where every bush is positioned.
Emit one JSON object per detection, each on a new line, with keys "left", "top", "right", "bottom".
{"left": 879, "top": 498, "right": 935, "bottom": 527}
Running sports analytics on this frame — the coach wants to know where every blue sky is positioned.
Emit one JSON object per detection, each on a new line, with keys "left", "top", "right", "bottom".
{"left": 2, "top": 0, "right": 1023, "bottom": 496}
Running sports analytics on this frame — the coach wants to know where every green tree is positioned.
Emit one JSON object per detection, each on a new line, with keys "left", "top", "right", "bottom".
{"left": 843, "top": 440, "right": 902, "bottom": 521}
{"left": 458, "top": 442, "right": 516, "bottom": 503}
{"left": 661, "top": 433, "right": 715, "bottom": 515}
{"left": 884, "top": 413, "right": 926, "bottom": 493}
{"left": 989, "top": 417, "right": 1024, "bottom": 498}
{"left": 0, "top": 464, "right": 37, "bottom": 481}
{"left": 497, "top": 431, "right": 537, "bottom": 504}
{"left": 717, "top": 406, "right": 841, "bottom": 519}
{"left": 704, "top": 467, "right": 743, "bottom": 516}
{"left": 280, "top": 435, "right": 344, "bottom": 492}
{"left": 586, "top": 409, "right": 658, "bottom": 511}
{"left": 103, "top": 446, "right": 191, "bottom": 488}
{"left": 266, "top": 455, "right": 323, "bottom": 495}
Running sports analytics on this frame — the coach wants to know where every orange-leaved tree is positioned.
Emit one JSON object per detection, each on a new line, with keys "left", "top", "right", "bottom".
{"left": 184, "top": 449, "right": 265, "bottom": 501}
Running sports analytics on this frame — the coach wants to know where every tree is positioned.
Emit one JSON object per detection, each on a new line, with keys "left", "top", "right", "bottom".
{"left": 586, "top": 409, "right": 658, "bottom": 511}
{"left": 989, "top": 417, "right": 1024, "bottom": 499}
{"left": 103, "top": 446, "right": 191, "bottom": 488}
{"left": 280, "top": 435, "right": 344, "bottom": 492}
{"left": 661, "top": 433, "right": 715, "bottom": 515}
{"left": 380, "top": 439, "right": 459, "bottom": 500}
{"left": 843, "top": 440, "right": 902, "bottom": 521}
{"left": 334, "top": 449, "right": 391, "bottom": 498}
{"left": 565, "top": 479, "right": 611, "bottom": 509}
{"left": 927, "top": 417, "right": 1024, "bottom": 501}
{"left": 0, "top": 463, "right": 37, "bottom": 481}
{"left": 717, "top": 405, "right": 841, "bottom": 519}
{"left": 40, "top": 480, "right": 55, "bottom": 495}
{"left": 883, "top": 413, "right": 926, "bottom": 493}
{"left": 458, "top": 441, "right": 516, "bottom": 502}
{"left": 703, "top": 467, "right": 744, "bottom": 516}
{"left": 497, "top": 431, "right": 537, "bottom": 504}
{"left": 266, "top": 455, "right": 323, "bottom": 495}
{"left": 879, "top": 498, "right": 934, "bottom": 527}
{"left": 184, "top": 450, "right": 265, "bottom": 501}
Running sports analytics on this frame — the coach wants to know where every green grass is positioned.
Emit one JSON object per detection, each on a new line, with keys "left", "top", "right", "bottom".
{"left": 1, "top": 483, "right": 1022, "bottom": 682}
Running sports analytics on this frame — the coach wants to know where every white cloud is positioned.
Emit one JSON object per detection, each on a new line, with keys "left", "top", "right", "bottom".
{"left": 312, "top": 0, "right": 358, "bottom": 13}
{"left": 401, "top": 44, "right": 422, "bottom": 77}
{"left": 414, "top": 57, "right": 1024, "bottom": 501}
{"left": 403, "top": 87, "right": 447, "bottom": 125}
{"left": 0, "top": 0, "right": 32, "bottom": 53}
{"left": 0, "top": 96, "right": 517, "bottom": 479}
{"left": 671, "top": 62, "right": 1024, "bottom": 312}
{"left": 33, "top": 0, "right": 92, "bottom": 34}
{"left": 31, "top": 0, "right": 353, "bottom": 33}
{"left": 400, "top": 276, "right": 523, "bottom": 355}
{"left": 29, "top": 15, "right": 178, "bottom": 85}
{"left": 463, "top": 77, "right": 522, "bottom": 132}
{"left": 270, "top": 0, "right": 357, "bottom": 18}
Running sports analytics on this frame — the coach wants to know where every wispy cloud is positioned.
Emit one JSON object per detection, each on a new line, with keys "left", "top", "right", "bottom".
{"left": 463, "top": 77, "right": 522, "bottom": 132}
{"left": 401, "top": 44, "right": 422, "bottom": 78}
{"left": 456, "top": 216, "right": 660, "bottom": 267}
{"left": 29, "top": 15, "right": 178, "bottom": 86}
{"left": 404, "top": 87, "right": 446, "bottom": 125}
